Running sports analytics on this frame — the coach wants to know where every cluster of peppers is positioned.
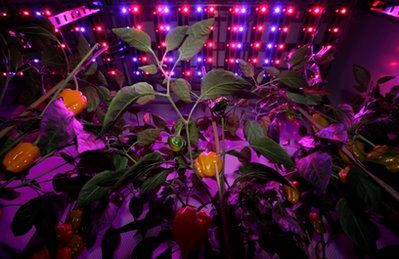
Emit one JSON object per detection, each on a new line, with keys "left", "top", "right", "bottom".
{"left": 2, "top": 89, "right": 87, "bottom": 174}
{"left": 32, "top": 210, "right": 84, "bottom": 259}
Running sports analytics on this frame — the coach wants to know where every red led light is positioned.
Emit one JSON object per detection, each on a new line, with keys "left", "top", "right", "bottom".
{"left": 234, "top": 7, "right": 240, "bottom": 13}
{"left": 109, "top": 70, "right": 116, "bottom": 76}
{"left": 257, "top": 26, "right": 263, "bottom": 31}
{"left": 136, "top": 25, "right": 143, "bottom": 30}
{"left": 22, "top": 10, "right": 30, "bottom": 16}
{"left": 142, "top": 56, "right": 148, "bottom": 62}
{"left": 332, "top": 27, "right": 339, "bottom": 33}
{"left": 209, "top": 6, "right": 215, "bottom": 13}
{"left": 132, "top": 6, "right": 139, "bottom": 13}
{"left": 207, "top": 57, "right": 213, "bottom": 63}
{"left": 101, "top": 42, "right": 108, "bottom": 48}
{"left": 282, "top": 26, "right": 289, "bottom": 32}
{"left": 95, "top": 26, "right": 103, "bottom": 31}
{"left": 106, "top": 57, "right": 111, "bottom": 62}
{"left": 340, "top": 8, "right": 347, "bottom": 14}
{"left": 45, "top": 9, "right": 51, "bottom": 16}
{"left": 18, "top": 71, "right": 24, "bottom": 76}
{"left": 232, "top": 26, "right": 238, "bottom": 32}
{"left": 312, "top": 7, "right": 323, "bottom": 14}
{"left": 207, "top": 42, "right": 213, "bottom": 48}
{"left": 161, "top": 41, "right": 167, "bottom": 47}
{"left": 275, "top": 60, "right": 280, "bottom": 64}
{"left": 181, "top": 6, "right": 190, "bottom": 13}
{"left": 287, "top": 7, "right": 294, "bottom": 14}
{"left": 259, "top": 6, "right": 267, "bottom": 13}
{"left": 278, "top": 44, "right": 284, "bottom": 49}
{"left": 60, "top": 43, "right": 66, "bottom": 48}
{"left": 252, "top": 58, "right": 258, "bottom": 63}
{"left": 254, "top": 42, "right": 261, "bottom": 48}
{"left": 54, "top": 28, "right": 59, "bottom": 33}
{"left": 307, "top": 27, "right": 314, "bottom": 32}
{"left": 1, "top": 12, "right": 7, "bottom": 17}
{"left": 157, "top": 7, "right": 163, "bottom": 13}
{"left": 185, "top": 71, "right": 192, "bottom": 76}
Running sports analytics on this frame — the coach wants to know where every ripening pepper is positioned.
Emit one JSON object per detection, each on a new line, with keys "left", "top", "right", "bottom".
{"left": 59, "top": 89, "right": 87, "bottom": 116}
{"left": 67, "top": 234, "right": 84, "bottom": 256}
{"left": 309, "top": 210, "right": 324, "bottom": 234}
{"left": 168, "top": 136, "right": 186, "bottom": 152}
{"left": 338, "top": 166, "right": 351, "bottom": 183}
{"left": 2, "top": 142, "right": 40, "bottom": 173}
{"left": 68, "top": 209, "right": 83, "bottom": 231}
{"left": 366, "top": 145, "right": 399, "bottom": 173}
{"left": 56, "top": 223, "right": 74, "bottom": 245}
{"left": 312, "top": 113, "right": 329, "bottom": 131}
{"left": 172, "top": 206, "right": 212, "bottom": 256}
{"left": 194, "top": 151, "right": 223, "bottom": 178}
{"left": 338, "top": 140, "right": 365, "bottom": 164}
{"left": 31, "top": 248, "right": 72, "bottom": 259}
{"left": 284, "top": 181, "right": 300, "bottom": 204}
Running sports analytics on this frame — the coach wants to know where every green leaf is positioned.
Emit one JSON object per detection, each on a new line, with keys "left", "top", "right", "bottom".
{"left": 80, "top": 84, "right": 100, "bottom": 112}
{"left": 377, "top": 75, "right": 395, "bottom": 84}
{"left": 238, "top": 59, "right": 254, "bottom": 77}
{"left": 286, "top": 92, "right": 321, "bottom": 105}
{"left": 336, "top": 198, "right": 378, "bottom": 254}
{"left": 113, "top": 153, "right": 128, "bottom": 171}
{"left": 348, "top": 168, "right": 382, "bottom": 209}
{"left": 120, "top": 153, "right": 164, "bottom": 184}
{"left": 353, "top": 64, "right": 370, "bottom": 92}
{"left": 11, "top": 198, "right": 37, "bottom": 235}
{"left": 201, "top": 69, "right": 253, "bottom": 100}
{"left": 166, "top": 26, "right": 188, "bottom": 51}
{"left": 137, "top": 128, "right": 162, "bottom": 146}
{"left": 113, "top": 69, "right": 125, "bottom": 88}
{"left": 236, "top": 162, "right": 290, "bottom": 186}
{"left": 85, "top": 62, "right": 98, "bottom": 76}
{"left": 139, "top": 64, "right": 157, "bottom": 75}
{"left": 102, "top": 227, "right": 121, "bottom": 259}
{"left": 77, "top": 170, "right": 118, "bottom": 208}
{"left": 178, "top": 18, "right": 214, "bottom": 61}
{"left": 133, "top": 82, "right": 155, "bottom": 105}
{"left": 141, "top": 170, "right": 170, "bottom": 194}
{"left": 263, "top": 66, "right": 280, "bottom": 77}
{"left": 278, "top": 71, "right": 308, "bottom": 88}
{"left": 289, "top": 46, "right": 309, "bottom": 70}
{"left": 77, "top": 36, "right": 91, "bottom": 59}
{"left": 101, "top": 82, "right": 155, "bottom": 133}
{"left": 244, "top": 121, "right": 294, "bottom": 167}
{"left": 188, "top": 120, "right": 199, "bottom": 146}
{"left": 171, "top": 78, "right": 192, "bottom": 103}
{"left": 112, "top": 28, "right": 152, "bottom": 53}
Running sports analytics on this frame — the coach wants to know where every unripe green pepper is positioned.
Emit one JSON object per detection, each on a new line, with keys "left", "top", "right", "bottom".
{"left": 366, "top": 145, "right": 399, "bottom": 173}
{"left": 168, "top": 136, "right": 185, "bottom": 152}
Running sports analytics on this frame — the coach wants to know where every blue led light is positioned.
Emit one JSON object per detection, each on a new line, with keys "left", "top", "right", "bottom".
{"left": 35, "top": 11, "right": 42, "bottom": 16}
{"left": 274, "top": 6, "right": 281, "bottom": 14}
{"left": 267, "top": 43, "right": 273, "bottom": 49}
{"left": 196, "top": 6, "right": 203, "bottom": 13}
{"left": 121, "top": 7, "right": 128, "bottom": 14}
{"left": 132, "top": 57, "right": 138, "bottom": 62}
{"left": 33, "top": 58, "right": 39, "bottom": 63}
{"left": 197, "top": 57, "right": 203, "bottom": 62}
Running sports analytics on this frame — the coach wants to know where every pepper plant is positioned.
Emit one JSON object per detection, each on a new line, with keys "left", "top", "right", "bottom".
{"left": 1, "top": 17, "right": 399, "bottom": 259}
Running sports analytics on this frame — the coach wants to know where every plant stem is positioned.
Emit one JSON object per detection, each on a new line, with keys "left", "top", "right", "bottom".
{"left": 294, "top": 103, "right": 399, "bottom": 203}
{"left": 0, "top": 75, "right": 12, "bottom": 105}
{"left": 41, "top": 43, "right": 99, "bottom": 116}
{"left": 184, "top": 123, "right": 193, "bottom": 166}
{"left": 355, "top": 134, "right": 376, "bottom": 148}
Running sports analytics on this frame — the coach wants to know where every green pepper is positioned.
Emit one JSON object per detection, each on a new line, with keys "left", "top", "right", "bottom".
{"left": 366, "top": 145, "right": 399, "bottom": 173}
{"left": 168, "top": 136, "right": 186, "bottom": 152}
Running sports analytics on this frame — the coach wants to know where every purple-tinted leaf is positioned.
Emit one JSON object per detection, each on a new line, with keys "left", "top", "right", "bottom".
{"left": 39, "top": 98, "right": 80, "bottom": 153}
{"left": 77, "top": 130, "right": 105, "bottom": 153}
{"left": 298, "top": 136, "right": 316, "bottom": 149}
{"left": 335, "top": 104, "right": 354, "bottom": 129}
{"left": 315, "top": 123, "right": 348, "bottom": 143}
{"left": 296, "top": 152, "right": 332, "bottom": 192}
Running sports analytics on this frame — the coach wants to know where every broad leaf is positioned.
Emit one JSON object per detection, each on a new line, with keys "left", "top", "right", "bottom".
{"left": 263, "top": 66, "right": 280, "bottom": 77}
{"left": 77, "top": 170, "right": 119, "bottom": 208}
{"left": 139, "top": 64, "right": 157, "bottom": 75}
{"left": 137, "top": 128, "right": 162, "bottom": 146}
{"left": 102, "top": 83, "right": 155, "bottom": 133}
{"left": 113, "top": 153, "right": 128, "bottom": 171}
{"left": 377, "top": 75, "right": 395, "bottom": 84}
{"left": 120, "top": 153, "right": 164, "bottom": 184}
{"left": 238, "top": 59, "right": 254, "bottom": 77}
{"left": 236, "top": 162, "right": 290, "bottom": 185}
{"left": 141, "top": 170, "right": 170, "bottom": 194}
{"left": 348, "top": 168, "right": 382, "bottom": 209}
{"left": 171, "top": 78, "right": 192, "bottom": 103}
{"left": 278, "top": 71, "right": 308, "bottom": 88}
{"left": 201, "top": 69, "right": 253, "bottom": 100}
{"left": 166, "top": 26, "right": 188, "bottom": 51}
{"left": 112, "top": 28, "right": 152, "bottom": 53}
{"left": 296, "top": 152, "right": 332, "bottom": 192}
{"left": 179, "top": 18, "right": 214, "bottom": 61}
{"left": 353, "top": 64, "right": 370, "bottom": 92}
{"left": 289, "top": 46, "right": 309, "bottom": 70}
{"left": 315, "top": 123, "right": 348, "bottom": 143}
{"left": 286, "top": 92, "right": 321, "bottom": 105}
{"left": 244, "top": 121, "right": 294, "bottom": 167}
{"left": 336, "top": 198, "right": 378, "bottom": 254}
{"left": 80, "top": 84, "right": 100, "bottom": 112}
